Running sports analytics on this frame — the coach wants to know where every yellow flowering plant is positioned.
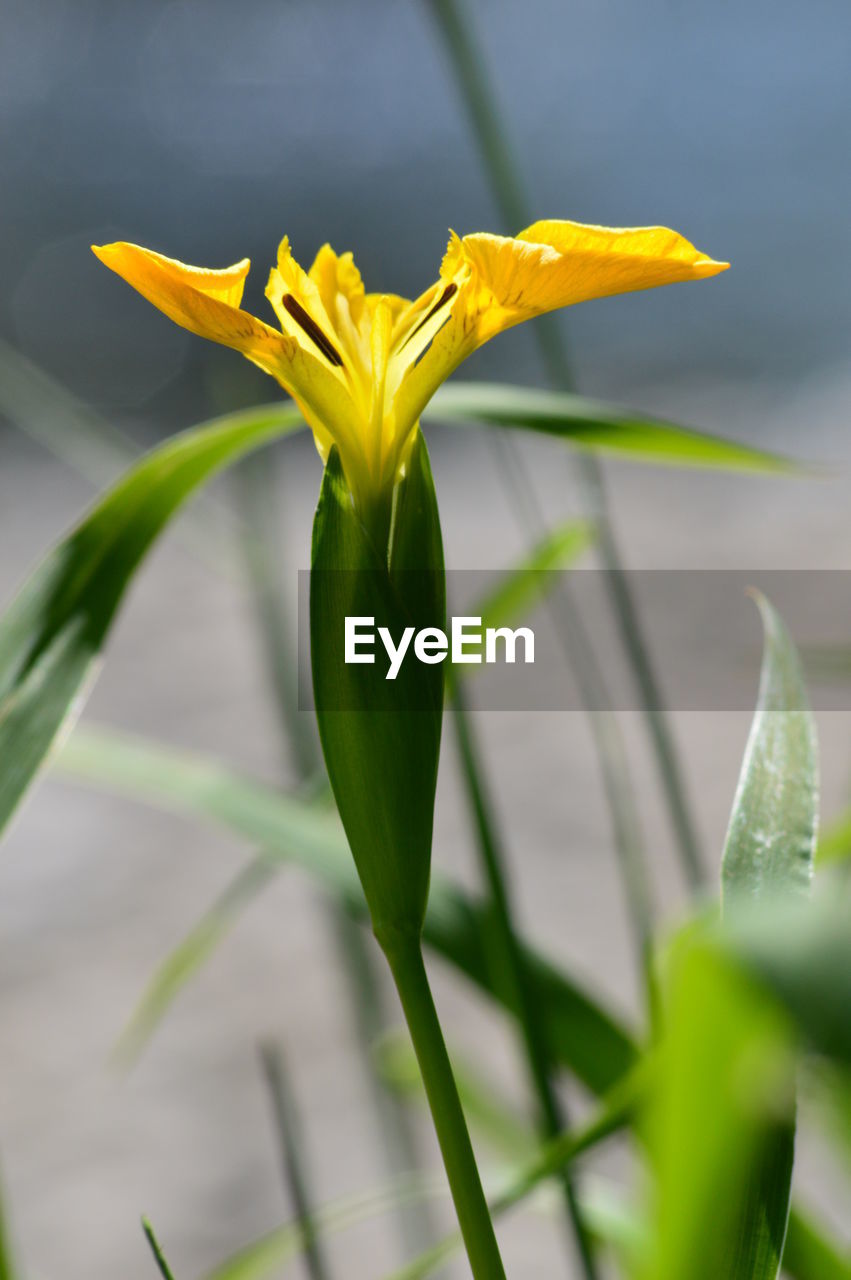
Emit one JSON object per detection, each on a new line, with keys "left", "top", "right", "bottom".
{"left": 92, "top": 218, "right": 727, "bottom": 1280}
{"left": 93, "top": 221, "right": 725, "bottom": 521}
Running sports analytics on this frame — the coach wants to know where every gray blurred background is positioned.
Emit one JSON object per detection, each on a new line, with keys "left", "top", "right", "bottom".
{"left": 1, "top": 1, "right": 850, "bottom": 1277}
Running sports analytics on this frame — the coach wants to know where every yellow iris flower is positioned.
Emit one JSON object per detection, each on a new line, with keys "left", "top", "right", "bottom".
{"left": 93, "top": 221, "right": 727, "bottom": 510}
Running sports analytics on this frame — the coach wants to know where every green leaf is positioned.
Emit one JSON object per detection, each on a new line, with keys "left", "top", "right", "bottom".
{"left": 115, "top": 854, "right": 279, "bottom": 1065}
{"left": 0, "top": 403, "right": 301, "bottom": 841}
{"left": 721, "top": 893, "right": 851, "bottom": 1066}
{"left": 470, "top": 520, "right": 593, "bottom": 636}
{"left": 426, "top": 383, "right": 795, "bottom": 473}
{"left": 310, "top": 437, "right": 445, "bottom": 941}
{"left": 142, "top": 1217, "right": 178, "bottom": 1280}
{"left": 204, "top": 1177, "right": 442, "bottom": 1280}
{"left": 815, "top": 806, "right": 851, "bottom": 869}
{"left": 0, "top": 1167, "right": 16, "bottom": 1280}
{"left": 721, "top": 592, "right": 818, "bottom": 907}
{"left": 715, "top": 593, "right": 819, "bottom": 1279}
{"left": 57, "top": 724, "right": 637, "bottom": 1091}
{"left": 644, "top": 943, "right": 798, "bottom": 1280}
{"left": 783, "top": 1206, "right": 851, "bottom": 1280}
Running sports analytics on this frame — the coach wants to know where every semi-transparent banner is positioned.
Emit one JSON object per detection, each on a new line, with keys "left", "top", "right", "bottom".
{"left": 298, "top": 570, "right": 851, "bottom": 711}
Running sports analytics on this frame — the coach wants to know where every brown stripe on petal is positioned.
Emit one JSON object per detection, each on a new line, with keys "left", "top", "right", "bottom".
{"left": 281, "top": 294, "right": 343, "bottom": 366}
{"left": 398, "top": 281, "right": 458, "bottom": 351}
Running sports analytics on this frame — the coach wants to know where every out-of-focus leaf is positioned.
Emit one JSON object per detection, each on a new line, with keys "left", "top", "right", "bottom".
{"left": 816, "top": 807, "right": 851, "bottom": 869}
{"left": 469, "top": 520, "right": 593, "bottom": 636}
{"left": 721, "top": 593, "right": 818, "bottom": 907}
{"left": 0, "top": 404, "right": 302, "bottom": 841}
{"left": 643, "top": 943, "right": 798, "bottom": 1280}
{"left": 0, "top": 1168, "right": 15, "bottom": 1280}
{"left": 783, "top": 1206, "right": 851, "bottom": 1280}
{"left": 640, "top": 598, "right": 817, "bottom": 1280}
{"left": 716, "top": 594, "right": 818, "bottom": 1279}
{"left": 205, "top": 1098, "right": 632, "bottom": 1280}
{"left": 427, "top": 383, "right": 795, "bottom": 473}
{"left": 57, "top": 724, "right": 637, "bottom": 1091}
{"left": 0, "top": 337, "right": 140, "bottom": 484}
{"left": 115, "top": 855, "right": 278, "bottom": 1065}
{"left": 205, "top": 1177, "right": 442, "bottom": 1280}
{"left": 0, "top": 339, "right": 249, "bottom": 571}
{"left": 721, "top": 893, "right": 851, "bottom": 1065}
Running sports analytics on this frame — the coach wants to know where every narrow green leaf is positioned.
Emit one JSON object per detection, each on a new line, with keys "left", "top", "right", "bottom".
{"left": 470, "top": 520, "right": 593, "bottom": 637}
{"left": 204, "top": 1178, "right": 442, "bottom": 1280}
{"left": 644, "top": 943, "right": 798, "bottom": 1280}
{"left": 259, "top": 1044, "right": 332, "bottom": 1280}
{"left": 0, "top": 1167, "right": 16, "bottom": 1280}
{"left": 204, "top": 1097, "right": 631, "bottom": 1280}
{"left": 57, "top": 724, "right": 637, "bottom": 1091}
{"left": 783, "top": 1206, "right": 851, "bottom": 1280}
{"left": 716, "top": 593, "right": 819, "bottom": 1279}
{"left": 115, "top": 855, "right": 278, "bottom": 1066}
{"left": 142, "top": 1216, "right": 178, "bottom": 1280}
{"left": 722, "top": 593, "right": 818, "bottom": 906}
{"left": 815, "top": 806, "right": 851, "bottom": 869}
{"left": 0, "top": 404, "right": 301, "bottom": 840}
{"left": 426, "top": 383, "right": 795, "bottom": 474}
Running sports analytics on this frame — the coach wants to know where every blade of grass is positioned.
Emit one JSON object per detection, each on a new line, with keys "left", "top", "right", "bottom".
{"left": 426, "top": 0, "right": 710, "bottom": 899}
{"left": 449, "top": 673, "right": 599, "bottom": 1273}
{"left": 56, "top": 723, "right": 638, "bottom": 1094}
{"left": 0, "top": 338, "right": 243, "bottom": 572}
{"left": 143, "top": 1216, "right": 178, "bottom": 1280}
{"left": 482, "top": 429, "right": 656, "bottom": 986}
{"left": 0, "top": 403, "right": 302, "bottom": 842}
{"left": 204, "top": 1092, "right": 631, "bottom": 1280}
{"left": 115, "top": 853, "right": 277, "bottom": 1066}
{"left": 470, "top": 519, "right": 594, "bottom": 635}
{"left": 259, "top": 1044, "right": 332, "bottom": 1280}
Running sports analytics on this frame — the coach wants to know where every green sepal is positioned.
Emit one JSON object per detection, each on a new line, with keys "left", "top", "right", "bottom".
{"left": 310, "top": 432, "right": 445, "bottom": 947}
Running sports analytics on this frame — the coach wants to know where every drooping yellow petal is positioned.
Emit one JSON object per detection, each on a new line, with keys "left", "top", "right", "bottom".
{"left": 91, "top": 242, "right": 294, "bottom": 376}
{"left": 93, "top": 240, "right": 359, "bottom": 478}
{"left": 392, "top": 219, "right": 728, "bottom": 434}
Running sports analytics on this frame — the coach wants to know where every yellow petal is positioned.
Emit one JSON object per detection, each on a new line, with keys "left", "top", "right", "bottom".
{"left": 92, "top": 241, "right": 292, "bottom": 377}
{"left": 393, "top": 219, "right": 728, "bottom": 432}
{"left": 92, "top": 240, "right": 359, "bottom": 472}
{"left": 455, "top": 220, "right": 729, "bottom": 338}
{"left": 309, "top": 243, "right": 366, "bottom": 330}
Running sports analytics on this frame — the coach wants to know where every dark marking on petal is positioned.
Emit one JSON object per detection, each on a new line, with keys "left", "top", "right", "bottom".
{"left": 398, "top": 281, "right": 458, "bottom": 352}
{"left": 281, "top": 293, "right": 343, "bottom": 366}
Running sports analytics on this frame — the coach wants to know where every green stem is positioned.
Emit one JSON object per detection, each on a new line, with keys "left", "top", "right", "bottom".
{"left": 383, "top": 941, "right": 506, "bottom": 1280}
{"left": 259, "top": 1044, "right": 332, "bottom": 1280}
{"left": 450, "top": 678, "right": 600, "bottom": 1274}
{"left": 427, "top": 0, "right": 706, "bottom": 892}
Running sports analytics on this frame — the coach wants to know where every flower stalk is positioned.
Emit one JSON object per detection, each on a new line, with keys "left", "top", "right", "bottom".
{"left": 383, "top": 941, "right": 507, "bottom": 1280}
